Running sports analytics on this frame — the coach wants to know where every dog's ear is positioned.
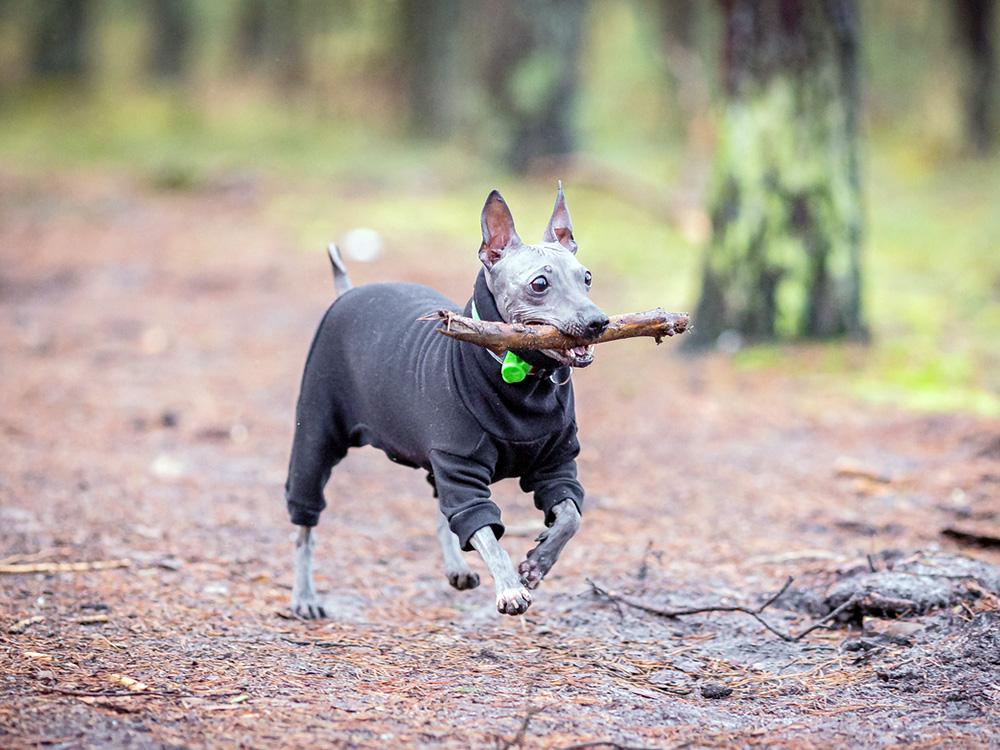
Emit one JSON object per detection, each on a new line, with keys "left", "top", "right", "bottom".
{"left": 480, "top": 190, "right": 522, "bottom": 268}
{"left": 543, "top": 181, "right": 577, "bottom": 253}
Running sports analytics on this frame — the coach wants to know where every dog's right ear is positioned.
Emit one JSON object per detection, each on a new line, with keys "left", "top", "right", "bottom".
{"left": 479, "top": 190, "right": 522, "bottom": 269}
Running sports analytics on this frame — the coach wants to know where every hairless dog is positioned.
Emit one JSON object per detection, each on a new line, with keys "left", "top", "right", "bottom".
{"left": 285, "top": 185, "right": 606, "bottom": 617}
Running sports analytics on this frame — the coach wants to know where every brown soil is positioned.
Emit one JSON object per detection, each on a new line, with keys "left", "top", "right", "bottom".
{"left": 2, "top": 172, "right": 998, "bottom": 748}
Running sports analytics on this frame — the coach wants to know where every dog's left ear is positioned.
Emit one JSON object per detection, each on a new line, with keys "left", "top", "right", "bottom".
{"left": 543, "top": 181, "right": 577, "bottom": 253}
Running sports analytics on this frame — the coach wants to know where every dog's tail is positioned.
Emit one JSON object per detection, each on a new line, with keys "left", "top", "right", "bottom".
{"left": 327, "top": 243, "right": 352, "bottom": 298}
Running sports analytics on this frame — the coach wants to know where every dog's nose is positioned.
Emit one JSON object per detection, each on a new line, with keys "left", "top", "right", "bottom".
{"left": 585, "top": 315, "right": 609, "bottom": 338}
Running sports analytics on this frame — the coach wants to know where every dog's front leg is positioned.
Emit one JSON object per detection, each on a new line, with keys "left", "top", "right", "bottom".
{"left": 470, "top": 527, "right": 532, "bottom": 615}
{"left": 291, "top": 526, "right": 326, "bottom": 619}
{"left": 518, "top": 499, "right": 581, "bottom": 589}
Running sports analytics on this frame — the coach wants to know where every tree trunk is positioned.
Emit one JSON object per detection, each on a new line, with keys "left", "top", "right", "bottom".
{"left": 482, "top": 0, "right": 585, "bottom": 173}
{"left": 233, "top": 0, "right": 310, "bottom": 87}
{"left": 954, "top": 0, "right": 996, "bottom": 155}
{"left": 689, "top": 0, "right": 865, "bottom": 347}
{"left": 30, "top": 0, "right": 92, "bottom": 79}
{"left": 235, "top": 0, "right": 269, "bottom": 66}
{"left": 148, "top": 0, "right": 191, "bottom": 80}
{"left": 399, "top": 0, "right": 463, "bottom": 137}
{"left": 657, "top": 0, "right": 711, "bottom": 149}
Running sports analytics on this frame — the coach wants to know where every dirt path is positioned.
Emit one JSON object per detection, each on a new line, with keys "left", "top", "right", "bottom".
{"left": 2, "top": 173, "right": 998, "bottom": 748}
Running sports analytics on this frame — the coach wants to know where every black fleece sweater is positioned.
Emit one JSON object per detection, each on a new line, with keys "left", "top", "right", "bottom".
{"left": 285, "top": 272, "right": 584, "bottom": 550}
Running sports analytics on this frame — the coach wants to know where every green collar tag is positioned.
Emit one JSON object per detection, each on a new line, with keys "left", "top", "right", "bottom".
{"left": 500, "top": 351, "right": 532, "bottom": 384}
{"left": 470, "top": 301, "right": 532, "bottom": 383}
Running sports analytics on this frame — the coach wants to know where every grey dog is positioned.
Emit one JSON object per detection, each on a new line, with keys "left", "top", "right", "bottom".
{"left": 286, "top": 185, "right": 608, "bottom": 617}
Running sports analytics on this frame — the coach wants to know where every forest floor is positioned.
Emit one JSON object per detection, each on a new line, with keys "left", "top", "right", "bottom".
{"left": 1, "top": 171, "right": 998, "bottom": 748}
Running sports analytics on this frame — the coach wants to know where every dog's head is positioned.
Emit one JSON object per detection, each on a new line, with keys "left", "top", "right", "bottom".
{"left": 478, "top": 184, "right": 608, "bottom": 368}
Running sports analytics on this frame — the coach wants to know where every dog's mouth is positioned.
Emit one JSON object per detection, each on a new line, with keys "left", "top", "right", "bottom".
{"left": 544, "top": 344, "right": 596, "bottom": 368}
{"left": 518, "top": 319, "right": 597, "bottom": 369}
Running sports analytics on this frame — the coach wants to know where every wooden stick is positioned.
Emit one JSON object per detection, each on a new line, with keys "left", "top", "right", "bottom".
{"left": 587, "top": 577, "right": 869, "bottom": 643}
{"left": 0, "top": 559, "right": 131, "bottom": 575}
{"left": 418, "top": 308, "right": 690, "bottom": 354}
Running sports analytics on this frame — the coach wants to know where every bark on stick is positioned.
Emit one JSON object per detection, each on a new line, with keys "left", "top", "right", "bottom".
{"left": 419, "top": 309, "right": 690, "bottom": 354}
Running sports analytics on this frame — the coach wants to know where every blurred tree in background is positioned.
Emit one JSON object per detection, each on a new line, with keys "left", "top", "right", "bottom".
{"left": 688, "top": 0, "right": 865, "bottom": 347}
{"left": 147, "top": 0, "right": 191, "bottom": 80}
{"left": 398, "top": 0, "right": 463, "bottom": 137}
{"left": 480, "top": 0, "right": 585, "bottom": 172}
{"left": 30, "top": 0, "right": 92, "bottom": 79}
{"left": 234, "top": 0, "right": 312, "bottom": 87}
{"left": 954, "top": 0, "right": 996, "bottom": 154}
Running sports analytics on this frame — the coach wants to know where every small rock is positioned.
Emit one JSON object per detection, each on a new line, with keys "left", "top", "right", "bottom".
{"left": 700, "top": 682, "right": 733, "bottom": 699}
{"left": 864, "top": 617, "right": 924, "bottom": 640}
{"left": 842, "top": 637, "right": 880, "bottom": 652}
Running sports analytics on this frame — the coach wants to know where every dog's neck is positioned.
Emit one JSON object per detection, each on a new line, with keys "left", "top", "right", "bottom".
{"left": 470, "top": 269, "right": 564, "bottom": 379}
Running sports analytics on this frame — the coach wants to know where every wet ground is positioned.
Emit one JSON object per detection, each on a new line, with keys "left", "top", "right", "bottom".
{"left": 1, "top": 172, "right": 998, "bottom": 748}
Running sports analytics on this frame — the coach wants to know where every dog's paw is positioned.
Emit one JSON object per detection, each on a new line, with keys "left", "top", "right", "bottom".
{"left": 447, "top": 569, "right": 480, "bottom": 591}
{"left": 291, "top": 593, "right": 327, "bottom": 620}
{"left": 518, "top": 557, "right": 545, "bottom": 590}
{"left": 496, "top": 586, "right": 532, "bottom": 616}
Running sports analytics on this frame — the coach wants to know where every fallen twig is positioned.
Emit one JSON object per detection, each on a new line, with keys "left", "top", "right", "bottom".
{"left": 587, "top": 577, "right": 861, "bottom": 642}
{"left": 108, "top": 673, "right": 148, "bottom": 692}
{"left": 76, "top": 614, "right": 110, "bottom": 625}
{"left": 559, "top": 741, "right": 658, "bottom": 750}
{"left": 495, "top": 705, "right": 551, "bottom": 750}
{"left": 0, "top": 559, "right": 131, "bottom": 575}
{"left": 8, "top": 615, "right": 44, "bottom": 634}
{"left": 42, "top": 687, "right": 179, "bottom": 698}
{"left": 419, "top": 308, "right": 690, "bottom": 355}
{"left": 942, "top": 524, "right": 1000, "bottom": 549}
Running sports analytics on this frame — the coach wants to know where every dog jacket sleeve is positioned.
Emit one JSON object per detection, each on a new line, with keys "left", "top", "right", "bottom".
{"left": 429, "top": 448, "right": 504, "bottom": 551}
{"left": 518, "top": 422, "right": 584, "bottom": 525}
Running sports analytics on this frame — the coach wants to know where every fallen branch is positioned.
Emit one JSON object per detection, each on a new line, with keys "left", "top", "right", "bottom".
{"left": 8, "top": 615, "right": 44, "bottom": 634}
{"left": 942, "top": 523, "right": 1000, "bottom": 549}
{"left": 495, "top": 704, "right": 551, "bottom": 750}
{"left": 586, "top": 578, "right": 862, "bottom": 642}
{"left": 0, "top": 559, "right": 130, "bottom": 575}
{"left": 419, "top": 308, "right": 689, "bottom": 354}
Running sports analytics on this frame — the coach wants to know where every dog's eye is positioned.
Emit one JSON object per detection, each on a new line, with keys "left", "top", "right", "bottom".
{"left": 584, "top": 270, "right": 592, "bottom": 287}
{"left": 530, "top": 276, "right": 549, "bottom": 293}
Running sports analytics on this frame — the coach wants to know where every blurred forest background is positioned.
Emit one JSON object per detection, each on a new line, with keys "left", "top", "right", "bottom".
{"left": 1, "top": 0, "right": 998, "bottom": 415}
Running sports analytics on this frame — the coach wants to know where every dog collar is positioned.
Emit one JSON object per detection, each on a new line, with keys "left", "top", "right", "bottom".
{"left": 470, "top": 301, "right": 534, "bottom": 384}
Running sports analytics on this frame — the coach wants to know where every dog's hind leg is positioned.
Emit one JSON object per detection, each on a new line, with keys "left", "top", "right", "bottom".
{"left": 437, "top": 513, "right": 480, "bottom": 591}
{"left": 518, "top": 498, "right": 581, "bottom": 589}
{"left": 291, "top": 526, "right": 326, "bottom": 619}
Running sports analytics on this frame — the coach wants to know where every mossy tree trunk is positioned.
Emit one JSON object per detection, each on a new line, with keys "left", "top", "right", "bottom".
{"left": 689, "top": 0, "right": 865, "bottom": 347}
